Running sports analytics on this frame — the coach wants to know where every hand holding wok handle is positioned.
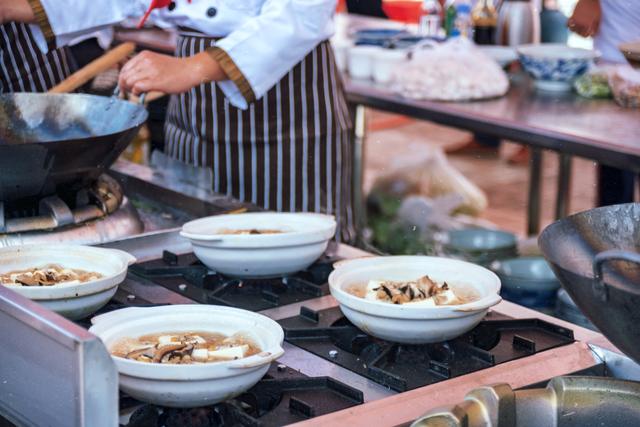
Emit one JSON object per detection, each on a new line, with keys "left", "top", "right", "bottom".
{"left": 48, "top": 42, "right": 136, "bottom": 94}
{"left": 592, "top": 250, "right": 640, "bottom": 302}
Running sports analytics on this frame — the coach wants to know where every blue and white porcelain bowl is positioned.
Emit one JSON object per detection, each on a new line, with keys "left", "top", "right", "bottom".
{"left": 517, "top": 44, "right": 600, "bottom": 91}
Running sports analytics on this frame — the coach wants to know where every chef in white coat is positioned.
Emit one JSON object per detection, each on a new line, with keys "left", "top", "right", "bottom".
{"left": 3, "top": 0, "right": 355, "bottom": 242}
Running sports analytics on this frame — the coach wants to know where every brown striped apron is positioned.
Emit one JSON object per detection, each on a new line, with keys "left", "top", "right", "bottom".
{"left": 0, "top": 23, "right": 72, "bottom": 93}
{"left": 164, "top": 33, "right": 356, "bottom": 243}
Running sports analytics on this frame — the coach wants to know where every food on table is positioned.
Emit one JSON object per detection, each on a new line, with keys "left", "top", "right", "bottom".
{"left": 215, "top": 228, "right": 284, "bottom": 235}
{"left": 392, "top": 38, "right": 509, "bottom": 101}
{"left": 609, "top": 66, "right": 640, "bottom": 109}
{"left": 574, "top": 72, "right": 612, "bottom": 99}
{"left": 110, "top": 331, "right": 261, "bottom": 364}
{"left": 347, "top": 275, "right": 477, "bottom": 306}
{"left": 0, "top": 265, "right": 102, "bottom": 286}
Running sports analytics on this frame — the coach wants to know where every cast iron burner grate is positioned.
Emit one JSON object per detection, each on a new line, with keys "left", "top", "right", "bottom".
{"left": 120, "top": 363, "right": 363, "bottom": 427}
{"left": 128, "top": 251, "right": 336, "bottom": 311}
{"left": 279, "top": 307, "right": 575, "bottom": 392}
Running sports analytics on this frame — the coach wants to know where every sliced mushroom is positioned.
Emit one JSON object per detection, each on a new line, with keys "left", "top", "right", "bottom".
{"left": 125, "top": 345, "right": 156, "bottom": 360}
{"left": 153, "top": 343, "right": 187, "bottom": 363}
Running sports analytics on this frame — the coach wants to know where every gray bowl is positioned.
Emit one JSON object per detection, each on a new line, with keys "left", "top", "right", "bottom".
{"left": 492, "top": 257, "right": 561, "bottom": 293}
{"left": 445, "top": 229, "right": 518, "bottom": 265}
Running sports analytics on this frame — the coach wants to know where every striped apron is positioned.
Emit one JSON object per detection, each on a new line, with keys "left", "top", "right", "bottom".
{"left": 0, "top": 23, "right": 72, "bottom": 93}
{"left": 164, "top": 33, "right": 356, "bottom": 243}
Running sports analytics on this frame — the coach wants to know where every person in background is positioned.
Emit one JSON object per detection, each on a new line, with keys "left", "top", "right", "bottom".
{"left": 568, "top": 0, "right": 640, "bottom": 206}
{"left": 2, "top": 0, "right": 356, "bottom": 243}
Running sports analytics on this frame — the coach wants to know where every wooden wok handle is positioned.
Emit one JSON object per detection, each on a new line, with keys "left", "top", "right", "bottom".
{"left": 48, "top": 42, "right": 136, "bottom": 94}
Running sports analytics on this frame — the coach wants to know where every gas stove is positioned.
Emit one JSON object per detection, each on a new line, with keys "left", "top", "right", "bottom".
{"left": 0, "top": 160, "right": 638, "bottom": 427}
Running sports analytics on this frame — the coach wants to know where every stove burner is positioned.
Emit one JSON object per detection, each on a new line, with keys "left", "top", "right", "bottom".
{"left": 129, "top": 251, "right": 335, "bottom": 311}
{"left": 121, "top": 364, "right": 364, "bottom": 427}
{"left": 0, "top": 175, "right": 124, "bottom": 233}
{"left": 280, "top": 307, "right": 575, "bottom": 392}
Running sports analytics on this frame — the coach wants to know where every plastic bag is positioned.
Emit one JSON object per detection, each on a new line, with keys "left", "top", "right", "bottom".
{"left": 609, "top": 66, "right": 640, "bottom": 109}
{"left": 391, "top": 38, "right": 509, "bottom": 101}
{"left": 369, "top": 147, "right": 488, "bottom": 216}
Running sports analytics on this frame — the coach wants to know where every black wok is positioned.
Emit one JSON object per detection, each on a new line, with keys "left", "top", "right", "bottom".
{"left": 0, "top": 92, "right": 148, "bottom": 203}
{"left": 539, "top": 203, "right": 640, "bottom": 363}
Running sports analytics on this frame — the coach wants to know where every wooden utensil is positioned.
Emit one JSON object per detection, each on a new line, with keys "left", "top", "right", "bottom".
{"left": 48, "top": 42, "right": 136, "bottom": 93}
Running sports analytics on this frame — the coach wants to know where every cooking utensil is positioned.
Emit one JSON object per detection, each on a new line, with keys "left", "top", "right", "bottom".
{"left": 328, "top": 256, "right": 502, "bottom": 344}
{"left": 0, "top": 41, "right": 148, "bottom": 204}
{"left": 89, "top": 305, "right": 285, "bottom": 407}
{"left": 0, "top": 244, "right": 135, "bottom": 319}
{"left": 539, "top": 203, "right": 640, "bottom": 364}
{"left": 180, "top": 212, "right": 336, "bottom": 278}
{"left": 411, "top": 376, "right": 640, "bottom": 427}
{"left": 496, "top": 0, "right": 540, "bottom": 46}
{"left": 49, "top": 42, "right": 135, "bottom": 94}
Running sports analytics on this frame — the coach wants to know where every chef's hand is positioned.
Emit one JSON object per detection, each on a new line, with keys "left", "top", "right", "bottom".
{"left": 567, "top": 0, "right": 601, "bottom": 38}
{"left": 118, "top": 50, "right": 227, "bottom": 95}
{"left": 0, "top": 0, "right": 35, "bottom": 24}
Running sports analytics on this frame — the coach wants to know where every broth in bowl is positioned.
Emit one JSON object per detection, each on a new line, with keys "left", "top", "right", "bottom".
{"left": 346, "top": 275, "right": 479, "bottom": 307}
{"left": 110, "top": 331, "right": 261, "bottom": 364}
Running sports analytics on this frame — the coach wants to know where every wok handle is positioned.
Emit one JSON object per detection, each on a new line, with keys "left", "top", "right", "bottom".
{"left": 48, "top": 42, "right": 136, "bottom": 94}
{"left": 592, "top": 250, "right": 640, "bottom": 302}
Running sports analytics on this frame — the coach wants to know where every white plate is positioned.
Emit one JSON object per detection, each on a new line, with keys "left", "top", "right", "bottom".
{"left": 89, "top": 305, "right": 285, "bottom": 407}
{"left": 0, "top": 244, "right": 135, "bottom": 319}
{"left": 181, "top": 212, "right": 336, "bottom": 278}
{"left": 329, "top": 256, "right": 502, "bottom": 344}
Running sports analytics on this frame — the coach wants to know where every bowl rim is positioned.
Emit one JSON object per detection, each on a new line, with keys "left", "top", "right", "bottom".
{"left": 445, "top": 229, "right": 518, "bottom": 252}
{"left": 491, "top": 256, "right": 559, "bottom": 280}
{"left": 517, "top": 43, "right": 601, "bottom": 60}
{"left": 180, "top": 212, "right": 336, "bottom": 245}
{"left": 328, "top": 256, "right": 502, "bottom": 320}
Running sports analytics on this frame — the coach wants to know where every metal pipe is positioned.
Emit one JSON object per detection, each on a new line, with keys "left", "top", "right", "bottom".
{"left": 349, "top": 103, "right": 368, "bottom": 245}
{"left": 527, "top": 148, "right": 543, "bottom": 236}
{"left": 555, "top": 153, "right": 572, "bottom": 220}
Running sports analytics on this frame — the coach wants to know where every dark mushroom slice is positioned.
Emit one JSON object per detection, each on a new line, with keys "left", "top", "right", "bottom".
{"left": 125, "top": 345, "right": 156, "bottom": 360}
{"left": 153, "top": 343, "right": 187, "bottom": 363}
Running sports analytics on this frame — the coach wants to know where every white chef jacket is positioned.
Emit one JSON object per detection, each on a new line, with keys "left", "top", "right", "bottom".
{"left": 29, "top": 0, "right": 337, "bottom": 109}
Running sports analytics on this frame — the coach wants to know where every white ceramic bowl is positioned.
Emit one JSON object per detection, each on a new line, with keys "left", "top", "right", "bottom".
{"left": 517, "top": 44, "right": 600, "bottom": 91}
{"left": 0, "top": 244, "right": 135, "bottom": 320}
{"left": 372, "top": 48, "right": 409, "bottom": 84}
{"left": 180, "top": 212, "right": 336, "bottom": 278}
{"left": 348, "top": 45, "right": 382, "bottom": 80}
{"left": 89, "top": 305, "right": 284, "bottom": 408}
{"left": 329, "top": 256, "right": 502, "bottom": 344}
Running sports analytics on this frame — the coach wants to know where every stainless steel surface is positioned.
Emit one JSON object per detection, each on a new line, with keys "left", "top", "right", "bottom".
{"left": 555, "top": 154, "right": 572, "bottom": 219}
{"left": 496, "top": 0, "right": 541, "bottom": 46}
{"left": 0, "top": 197, "right": 143, "bottom": 247}
{"left": 350, "top": 104, "right": 367, "bottom": 241}
{"left": 590, "top": 345, "right": 640, "bottom": 382}
{"left": 0, "top": 286, "right": 117, "bottom": 427}
{"left": 527, "top": 147, "right": 543, "bottom": 235}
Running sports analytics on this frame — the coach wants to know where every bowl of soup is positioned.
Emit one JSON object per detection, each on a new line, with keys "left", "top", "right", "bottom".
{"left": 89, "top": 305, "right": 284, "bottom": 407}
{"left": 328, "top": 256, "right": 502, "bottom": 344}
{"left": 180, "top": 212, "right": 336, "bottom": 278}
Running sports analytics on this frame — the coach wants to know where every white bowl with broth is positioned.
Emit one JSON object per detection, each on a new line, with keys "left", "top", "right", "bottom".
{"left": 0, "top": 244, "right": 135, "bottom": 320}
{"left": 180, "top": 212, "right": 336, "bottom": 278}
{"left": 89, "top": 305, "right": 285, "bottom": 407}
{"left": 328, "top": 256, "right": 502, "bottom": 344}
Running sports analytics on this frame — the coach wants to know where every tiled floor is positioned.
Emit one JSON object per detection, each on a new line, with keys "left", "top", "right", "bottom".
{"left": 364, "top": 110, "right": 598, "bottom": 237}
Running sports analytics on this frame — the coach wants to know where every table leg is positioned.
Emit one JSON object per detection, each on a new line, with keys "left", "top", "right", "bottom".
{"left": 527, "top": 148, "right": 543, "bottom": 236}
{"left": 349, "top": 103, "right": 367, "bottom": 243}
{"left": 555, "top": 154, "right": 572, "bottom": 220}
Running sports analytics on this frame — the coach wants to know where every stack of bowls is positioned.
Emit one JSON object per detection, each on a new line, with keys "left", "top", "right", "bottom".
{"left": 491, "top": 257, "right": 561, "bottom": 310}
{"left": 444, "top": 229, "right": 518, "bottom": 266}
